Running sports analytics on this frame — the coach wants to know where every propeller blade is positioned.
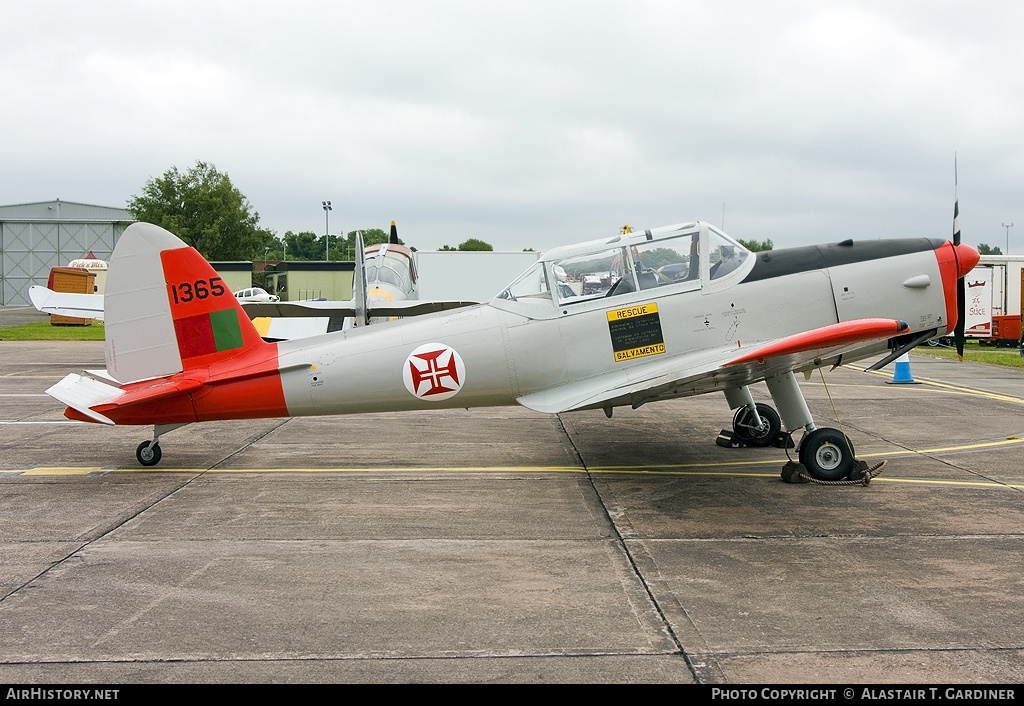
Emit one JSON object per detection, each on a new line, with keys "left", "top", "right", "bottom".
{"left": 953, "top": 198, "right": 961, "bottom": 246}
{"left": 952, "top": 155, "right": 963, "bottom": 355}
{"left": 389, "top": 220, "right": 400, "bottom": 245}
{"left": 955, "top": 276, "right": 965, "bottom": 360}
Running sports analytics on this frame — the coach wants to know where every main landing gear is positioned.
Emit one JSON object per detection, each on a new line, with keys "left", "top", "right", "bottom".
{"left": 134, "top": 423, "right": 188, "bottom": 467}
{"left": 724, "top": 373, "right": 875, "bottom": 483}
{"left": 731, "top": 402, "right": 781, "bottom": 447}
{"left": 797, "top": 427, "right": 854, "bottom": 481}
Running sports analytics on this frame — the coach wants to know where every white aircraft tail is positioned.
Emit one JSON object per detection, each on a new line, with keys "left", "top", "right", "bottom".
{"left": 104, "top": 222, "right": 267, "bottom": 383}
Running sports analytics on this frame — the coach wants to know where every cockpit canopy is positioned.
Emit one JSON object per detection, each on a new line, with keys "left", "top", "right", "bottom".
{"left": 365, "top": 244, "right": 417, "bottom": 298}
{"left": 497, "top": 222, "right": 751, "bottom": 306}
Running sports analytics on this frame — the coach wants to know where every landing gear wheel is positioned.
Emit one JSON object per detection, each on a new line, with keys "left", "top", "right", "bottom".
{"left": 732, "top": 403, "right": 781, "bottom": 447}
{"left": 798, "top": 428, "right": 854, "bottom": 481}
{"left": 136, "top": 441, "right": 162, "bottom": 467}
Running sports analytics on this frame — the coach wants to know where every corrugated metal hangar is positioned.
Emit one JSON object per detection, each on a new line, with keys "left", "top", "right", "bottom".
{"left": 0, "top": 199, "right": 134, "bottom": 306}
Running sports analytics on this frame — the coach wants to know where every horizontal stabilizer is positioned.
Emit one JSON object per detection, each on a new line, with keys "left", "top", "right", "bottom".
{"left": 46, "top": 373, "right": 124, "bottom": 425}
{"left": 242, "top": 299, "right": 477, "bottom": 319}
{"left": 29, "top": 286, "right": 105, "bottom": 320}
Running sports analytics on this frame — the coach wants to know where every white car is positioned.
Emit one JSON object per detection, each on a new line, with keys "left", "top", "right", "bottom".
{"left": 232, "top": 287, "right": 279, "bottom": 303}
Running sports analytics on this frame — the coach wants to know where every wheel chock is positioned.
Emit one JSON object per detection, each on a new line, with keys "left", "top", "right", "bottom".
{"left": 718, "top": 430, "right": 794, "bottom": 449}
{"left": 716, "top": 429, "right": 743, "bottom": 448}
{"left": 770, "top": 432, "right": 795, "bottom": 449}
{"left": 781, "top": 461, "right": 810, "bottom": 483}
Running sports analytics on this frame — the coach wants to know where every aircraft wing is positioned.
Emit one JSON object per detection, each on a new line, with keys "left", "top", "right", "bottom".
{"left": 241, "top": 299, "right": 478, "bottom": 319}
{"left": 28, "top": 286, "right": 105, "bottom": 321}
{"left": 517, "top": 318, "right": 908, "bottom": 414}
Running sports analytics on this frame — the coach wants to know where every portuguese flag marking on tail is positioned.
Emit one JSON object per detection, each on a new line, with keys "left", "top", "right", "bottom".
{"left": 174, "top": 308, "right": 244, "bottom": 359}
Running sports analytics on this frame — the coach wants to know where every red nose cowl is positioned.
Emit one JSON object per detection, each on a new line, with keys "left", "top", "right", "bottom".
{"left": 954, "top": 243, "right": 980, "bottom": 279}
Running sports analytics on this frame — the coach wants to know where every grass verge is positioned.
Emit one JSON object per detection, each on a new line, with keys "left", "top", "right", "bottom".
{"left": 913, "top": 340, "right": 1024, "bottom": 369}
{"left": 0, "top": 320, "right": 105, "bottom": 341}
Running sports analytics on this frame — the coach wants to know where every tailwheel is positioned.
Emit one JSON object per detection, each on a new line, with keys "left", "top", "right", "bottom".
{"left": 136, "top": 441, "right": 162, "bottom": 467}
{"left": 798, "top": 428, "right": 854, "bottom": 481}
{"left": 732, "top": 403, "right": 781, "bottom": 447}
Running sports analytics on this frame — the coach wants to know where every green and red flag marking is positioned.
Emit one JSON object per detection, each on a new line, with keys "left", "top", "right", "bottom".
{"left": 173, "top": 307, "right": 244, "bottom": 359}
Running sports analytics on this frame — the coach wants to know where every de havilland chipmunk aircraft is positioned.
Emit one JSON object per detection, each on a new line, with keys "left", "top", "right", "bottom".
{"left": 44, "top": 219, "right": 979, "bottom": 481}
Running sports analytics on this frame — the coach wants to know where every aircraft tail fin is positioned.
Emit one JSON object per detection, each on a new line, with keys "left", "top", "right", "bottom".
{"left": 352, "top": 231, "right": 367, "bottom": 326}
{"left": 104, "top": 222, "right": 267, "bottom": 383}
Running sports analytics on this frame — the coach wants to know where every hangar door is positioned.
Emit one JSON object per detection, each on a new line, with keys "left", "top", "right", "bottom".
{"left": 1, "top": 222, "right": 123, "bottom": 305}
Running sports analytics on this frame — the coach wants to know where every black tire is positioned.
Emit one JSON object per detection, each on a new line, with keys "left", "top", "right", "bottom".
{"left": 732, "top": 403, "right": 782, "bottom": 447}
{"left": 798, "top": 428, "right": 854, "bottom": 481}
{"left": 136, "top": 441, "right": 162, "bottom": 467}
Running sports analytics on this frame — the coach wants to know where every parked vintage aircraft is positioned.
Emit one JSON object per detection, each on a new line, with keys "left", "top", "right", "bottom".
{"left": 30, "top": 222, "right": 475, "bottom": 338}
{"left": 240, "top": 221, "right": 475, "bottom": 329}
{"left": 45, "top": 220, "right": 979, "bottom": 480}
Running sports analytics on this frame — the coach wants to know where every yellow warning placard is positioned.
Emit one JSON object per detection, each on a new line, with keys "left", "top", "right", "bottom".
{"left": 607, "top": 302, "right": 665, "bottom": 362}
{"left": 614, "top": 343, "right": 666, "bottom": 362}
{"left": 606, "top": 302, "right": 658, "bottom": 321}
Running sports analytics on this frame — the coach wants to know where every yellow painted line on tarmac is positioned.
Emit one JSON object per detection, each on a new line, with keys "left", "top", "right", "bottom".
{"left": 20, "top": 467, "right": 101, "bottom": 475}
{"left": 866, "top": 477, "right": 1024, "bottom": 489}
{"left": 850, "top": 365, "right": 1024, "bottom": 405}
{"left": 8, "top": 465, "right": 1021, "bottom": 489}
{"left": 104, "top": 465, "right": 587, "bottom": 474}
{"left": 862, "top": 437, "right": 1024, "bottom": 456}
{"left": 4, "top": 436, "right": 1024, "bottom": 489}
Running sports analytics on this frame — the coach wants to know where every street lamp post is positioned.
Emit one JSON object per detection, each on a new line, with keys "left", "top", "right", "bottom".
{"left": 323, "top": 200, "right": 332, "bottom": 260}
{"left": 1002, "top": 222, "right": 1013, "bottom": 256}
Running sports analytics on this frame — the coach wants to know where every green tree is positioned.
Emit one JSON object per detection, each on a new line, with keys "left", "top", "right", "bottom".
{"left": 128, "top": 161, "right": 275, "bottom": 261}
{"left": 332, "top": 228, "right": 394, "bottom": 260}
{"left": 282, "top": 231, "right": 322, "bottom": 260}
{"left": 977, "top": 243, "right": 1002, "bottom": 255}
{"left": 349, "top": 228, "right": 391, "bottom": 248}
{"left": 456, "top": 238, "right": 493, "bottom": 251}
{"left": 280, "top": 227, "right": 408, "bottom": 261}
{"left": 737, "top": 238, "right": 773, "bottom": 252}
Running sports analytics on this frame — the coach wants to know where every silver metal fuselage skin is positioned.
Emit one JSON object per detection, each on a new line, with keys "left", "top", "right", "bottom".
{"left": 274, "top": 223, "right": 950, "bottom": 418}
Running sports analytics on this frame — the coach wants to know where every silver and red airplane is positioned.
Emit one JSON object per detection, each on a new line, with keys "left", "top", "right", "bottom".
{"left": 45, "top": 219, "right": 979, "bottom": 480}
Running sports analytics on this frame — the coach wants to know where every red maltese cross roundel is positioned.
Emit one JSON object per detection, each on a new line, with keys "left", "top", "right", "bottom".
{"left": 402, "top": 343, "right": 466, "bottom": 401}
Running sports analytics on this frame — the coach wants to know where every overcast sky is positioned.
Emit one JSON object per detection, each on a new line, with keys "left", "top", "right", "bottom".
{"left": 2, "top": 1, "right": 1021, "bottom": 252}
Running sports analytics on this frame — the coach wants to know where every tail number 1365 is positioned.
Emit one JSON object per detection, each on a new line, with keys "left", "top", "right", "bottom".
{"left": 170, "top": 277, "right": 226, "bottom": 304}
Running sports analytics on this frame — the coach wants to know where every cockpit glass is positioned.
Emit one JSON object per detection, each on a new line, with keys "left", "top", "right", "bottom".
{"left": 377, "top": 263, "right": 406, "bottom": 288}
{"left": 554, "top": 247, "right": 636, "bottom": 304}
{"left": 497, "top": 262, "right": 551, "bottom": 301}
{"left": 632, "top": 232, "right": 700, "bottom": 289}
{"left": 707, "top": 228, "right": 751, "bottom": 280}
